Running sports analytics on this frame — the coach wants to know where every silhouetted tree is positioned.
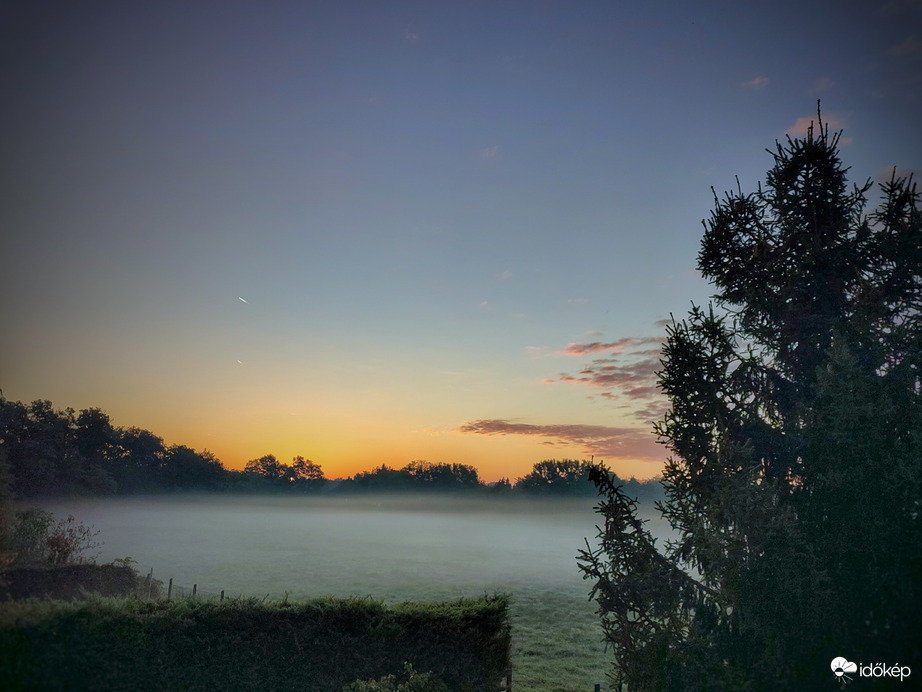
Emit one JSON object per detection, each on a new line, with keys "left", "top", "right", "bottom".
{"left": 0, "top": 395, "right": 231, "bottom": 497}
{"left": 515, "top": 459, "right": 595, "bottom": 495}
{"left": 488, "top": 478, "right": 513, "bottom": 494}
{"left": 242, "top": 453, "right": 301, "bottom": 491}
{"left": 73, "top": 408, "right": 118, "bottom": 493}
{"left": 160, "top": 446, "right": 225, "bottom": 490}
{"left": 345, "top": 465, "right": 413, "bottom": 492}
{"left": 287, "top": 456, "right": 326, "bottom": 491}
{"left": 404, "top": 460, "right": 482, "bottom": 491}
{"left": 339, "top": 461, "right": 483, "bottom": 493}
{"left": 115, "top": 426, "right": 166, "bottom": 493}
{"left": 580, "top": 109, "right": 922, "bottom": 690}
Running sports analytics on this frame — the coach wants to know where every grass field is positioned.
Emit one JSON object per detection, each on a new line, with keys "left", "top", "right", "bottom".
{"left": 507, "top": 588, "right": 611, "bottom": 691}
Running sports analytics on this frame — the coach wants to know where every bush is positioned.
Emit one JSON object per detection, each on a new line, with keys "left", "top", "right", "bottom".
{"left": 344, "top": 662, "right": 449, "bottom": 692}
{"left": 0, "top": 564, "right": 139, "bottom": 602}
{"left": 8, "top": 510, "right": 101, "bottom": 568}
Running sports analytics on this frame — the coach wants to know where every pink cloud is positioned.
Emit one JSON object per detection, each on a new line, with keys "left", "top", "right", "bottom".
{"left": 786, "top": 112, "right": 848, "bottom": 136}
{"left": 457, "top": 419, "right": 664, "bottom": 462}
{"left": 559, "top": 336, "right": 662, "bottom": 356}
{"left": 786, "top": 112, "right": 852, "bottom": 146}
{"left": 811, "top": 77, "right": 836, "bottom": 93}
{"left": 554, "top": 334, "right": 667, "bottom": 422}
{"left": 743, "top": 75, "right": 770, "bottom": 90}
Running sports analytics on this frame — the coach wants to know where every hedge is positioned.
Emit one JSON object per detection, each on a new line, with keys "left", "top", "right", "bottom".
{"left": 0, "top": 594, "right": 511, "bottom": 691}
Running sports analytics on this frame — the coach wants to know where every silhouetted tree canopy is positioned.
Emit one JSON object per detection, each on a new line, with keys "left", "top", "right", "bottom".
{"left": 242, "top": 454, "right": 327, "bottom": 492}
{"left": 514, "top": 459, "right": 595, "bottom": 495}
{"left": 0, "top": 396, "right": 226, "bottom": 497}
{"left": 339, "top": 461, "right": 482, "bottom": 493}
{"left": 0, "top": 394, "right": 661, "bottom": 501}
{"left": 580, "top": 110, "right": 921, "bottom": 690}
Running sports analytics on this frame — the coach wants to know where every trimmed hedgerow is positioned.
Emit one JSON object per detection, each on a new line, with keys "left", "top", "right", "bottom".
{"left": 0, "top": 594, "right": 510, "bottom": 692}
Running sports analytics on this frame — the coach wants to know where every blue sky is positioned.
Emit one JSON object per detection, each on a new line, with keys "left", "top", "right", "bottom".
{"left": 2, "top": 0, "right": 920, "bottom": 481}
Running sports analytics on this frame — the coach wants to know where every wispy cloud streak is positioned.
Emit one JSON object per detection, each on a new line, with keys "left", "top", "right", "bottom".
{"left": 559, "top": 336, "right": 661, "bottom": 356}
{"left": 457, "top": 419, "right": 663, "bottom": 461}
{"left": 554, "top": 334, "right": 668, "bottom": 422}
{"left": 743, "top": 75, "right": 770, "bottom": 90}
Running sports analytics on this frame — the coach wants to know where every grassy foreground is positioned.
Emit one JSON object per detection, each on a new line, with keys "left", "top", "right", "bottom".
{"left": 0, "top": 595, "right": 511, "bottom": 691}
{"left": 507, "top": 588, "right": 611, "bottom": 691}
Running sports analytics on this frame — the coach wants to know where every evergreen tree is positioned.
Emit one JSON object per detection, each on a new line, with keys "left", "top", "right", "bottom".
{"left": 579, "top": 109, "right": 921, "bottom": 690}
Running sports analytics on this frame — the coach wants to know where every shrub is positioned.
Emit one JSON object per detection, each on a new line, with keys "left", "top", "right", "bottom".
{"left": 8, "top": 510, "right": 101, "bottom": 568}
{"left": 344, "top": 662, "right": 449, "bottom": 692}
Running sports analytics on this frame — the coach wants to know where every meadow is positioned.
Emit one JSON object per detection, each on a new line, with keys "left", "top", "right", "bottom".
{"left": 33, "top": 494, "right": 671, "bottom": 691}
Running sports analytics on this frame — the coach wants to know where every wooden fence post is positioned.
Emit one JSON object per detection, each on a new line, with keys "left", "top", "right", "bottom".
{"left": 220, "top": 590, "right": 225, "bottom": 602}
{"left": 167, "top": 578, "right": 173, "bottom": 601}
{"left": 594, "top": 684, "right": 601, "bottom": 692}
{"left": 146, "top": 569, "right": 153, "bottom": 600}
{"left": 505, "top": 665, "right": 512, "bottom": 691}
{"left": 193, "top": 583, "right": 197, "bottom": 598}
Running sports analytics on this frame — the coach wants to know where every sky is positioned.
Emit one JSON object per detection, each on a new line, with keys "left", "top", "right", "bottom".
{"left": 2, "top": 0, "right": 920, "bottom": 482}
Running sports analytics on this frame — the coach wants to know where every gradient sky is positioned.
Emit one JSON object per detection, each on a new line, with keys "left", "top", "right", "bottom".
{"left": 2, "top": 0, "right": 920, "bottom": 482}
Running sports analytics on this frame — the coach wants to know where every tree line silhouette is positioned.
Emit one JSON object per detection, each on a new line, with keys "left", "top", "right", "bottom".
{"left": 0, "top": 395, "right": 658, "bottom": 500}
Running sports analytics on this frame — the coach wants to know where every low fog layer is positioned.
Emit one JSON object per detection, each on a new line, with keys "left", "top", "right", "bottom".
{"left": 36, "top": 494, "right": 671, "bottom": 602}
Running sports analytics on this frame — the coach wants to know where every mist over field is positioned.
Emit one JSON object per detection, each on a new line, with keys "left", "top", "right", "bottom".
{"left": 35, "top": 494, "right": 671, "bottom": 602}
{"left": 31, "top": 494, "right": 672, "bottom": 687}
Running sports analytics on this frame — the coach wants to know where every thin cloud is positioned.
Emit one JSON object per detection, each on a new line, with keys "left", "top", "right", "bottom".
{"left": 480, "top": 146, "right": 499, "bottom": 159}
{"left": 524, "top": 345, "right": 551, "bottom": 358}
{"left": 403, "top": 26, "right": 420, "bottom": 44}
{"left": 890, "top": 35, "right": 921, "bottom": 56}
{"left": 457, "top": 419, "right": 663, "bottom": 461}
{"left": 876, "top": 165, "right": 922, "bottom": 185}
{"left": 558, "top": 355, "right": 660, "bottom": 392}
{"left": 560, "top": 337, "right": 662, "bottom": 357}
{"left": 810, "top": 77, "right": 835, "bottom": 93}
{"left": 743, "top": 75, "right": 770, "bottom": 90}
{"left": 555, "top": 334, "right": 668, "bottom": 422}
{"left": 786, "top": 112, "right": 852, "bottom": 145}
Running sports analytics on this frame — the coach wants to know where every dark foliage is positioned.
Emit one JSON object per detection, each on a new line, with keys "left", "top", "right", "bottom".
{"left": 6, "top": 509, "right": 101, "bottom": 568}
{"left": 0, "top": 564, "right": 139, "bottom": 602}
{"left": 336, "top": 461, "right": 483, "bottom": 494}
{"left": 240, "top": 454, "right": 328, "bottom": 492}
{"left": 0, "top": 397, "right": 227, "bottom": 497}
{"left": 580, "top": 109, "right": 922, "bottom": 690}
{"left": 514, "top": 459, "right": 596, "bottom": 495}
